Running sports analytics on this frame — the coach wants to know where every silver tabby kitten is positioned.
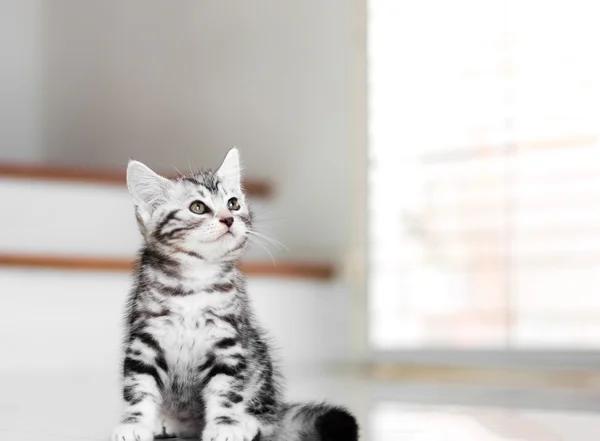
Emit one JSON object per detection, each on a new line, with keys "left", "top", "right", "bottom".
{"left": 111, "top": 148, "right": 358, "bottom": 441}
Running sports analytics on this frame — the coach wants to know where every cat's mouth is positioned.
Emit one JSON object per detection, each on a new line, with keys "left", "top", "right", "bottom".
{"left": 217, "top": 231, "right": 234, "bottom": 240}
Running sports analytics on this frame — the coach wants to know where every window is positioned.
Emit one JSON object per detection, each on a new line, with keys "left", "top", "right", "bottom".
{"left": 368, "top": 0, "right": 600, "bottom": 350}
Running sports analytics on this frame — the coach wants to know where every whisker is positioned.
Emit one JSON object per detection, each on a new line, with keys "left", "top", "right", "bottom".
{"left": 251, "top": 214, "right": 287, "bottom": 224}
{"left": 172, "top": 165, "right": 185, "bottom": 177}
{"left": 247, "top": 230, "right": 288, "bottom": 250}
{"left": 248, "top": 237, "right": 276, "bottom": 265}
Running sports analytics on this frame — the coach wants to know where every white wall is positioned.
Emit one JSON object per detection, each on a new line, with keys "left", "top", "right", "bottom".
{"left": 0, "top": 0, "right": 359, "bottom": 261}
{"left": 0, "top": 1, "right": 364, "bottom": 377}
{"left": 0, "top": 179, "right": 140, "bottom": 257}
{"left": 42, "top": 0, "right": 356, "bottom": 262}
{"left": 0, "top": 269, "right": 352, "bottom": 373}
{"left": 0, "top": 178, "right": 354, "bottom": 370}
{"left": 0, "top": 178, "right": 272, "bottom": 260}
{"left": 0, "top": 0, "right": 42, "bottom": 161}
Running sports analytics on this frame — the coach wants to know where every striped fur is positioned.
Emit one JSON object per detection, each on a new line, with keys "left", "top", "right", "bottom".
{"left": 111, "top": 149, "right": 358, "bottom": 441}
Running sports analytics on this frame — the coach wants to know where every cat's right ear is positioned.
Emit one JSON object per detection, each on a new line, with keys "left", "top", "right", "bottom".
{"left": 126, "top": 160, "right": 171, "bottom": 220}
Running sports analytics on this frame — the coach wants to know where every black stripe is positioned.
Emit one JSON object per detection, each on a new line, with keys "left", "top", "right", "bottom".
{"left": 226, "top": 392, "right": 243, "bottom": 404}
{"left": 155, "top": 209, "right": 180, "bottom": 237}
{"left": 197, "top": 353, "right": 216, "bottom": 372}
{"left": 202, "top": 175, "right": 219, "bottom": 194}
{"left": 127, "top": 302, "right": 142, "bottom": 331}
{"left": 161, "top": 225, "right": 198, "bottom": 240}
{"left": 123, "top": 357, "right": 164, "bottom": 390}
{"left": 184, "top": 177, "right": 201, "bottom": 185}
{"left": 235, "top": 360, "right": 248, "bottom": 373}
{"left": 215, "top": 338, "right": 237, "bottom": 349}
{"left": 155, "top": 354, "right": 168, "bottom": 373}
{"left": 205, "top": 283, "right": 234, "bottom": 293}
{"left": 123, "top": 384, "right": 135, "bottom": 402}
{"left": 240, "top": 213, "right": 253, "bottom": 225}
{"left": 246, "top": 379, "right": 277, "bottom": 417}
{"left": 144, "top": 308, "right": 169, "bottom": 319}
{"left": 203, "top": 362, "right": 240, "bottom": 384}
{"left": 232, "top": 381, "right": 246, "bottom": 392}
{"left": 172, "top": 375, "right": 182, "bottom": 394}
{"left": 122, "top": 411, "right": 143, "bottom": 423}
{"left": 123, "top": 385, "right": 147, "bottom": 405}
{"left": 141, "top": 247, "right": 180, "bottom": 278}
{"left": 214, "top": 416, "right": 236, "bottom": 425}
{"left": 153, "top": 281, "right": 194, "bottom": 297}
{"left": 219, "top": 262, "right": 235, "bottom": 277}
{"left": 247, "top": 393, "right": 277, "bottom": 417}
{"left": 134, "top": 332, "right": 162, "bottom": 355}
{"left": 131, "top": 332, "right": 168, "bottom": 373}
{"left": 219, "top": 314, "right": 239, "bottom": 331}
{"left": 173, "top": 246, "right": 204, "bottom": 260}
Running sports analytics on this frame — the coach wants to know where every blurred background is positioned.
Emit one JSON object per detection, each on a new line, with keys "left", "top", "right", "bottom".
{"left": 1, "top": 0, "right": 599, "bottom": 440}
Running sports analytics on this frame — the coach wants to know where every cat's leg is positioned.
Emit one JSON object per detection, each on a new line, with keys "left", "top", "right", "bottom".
{"left": 112, "top": 335, "right": 167, "bottom": 441}
{"left": 200, "top": 351, "right": 260, "bottom": 441}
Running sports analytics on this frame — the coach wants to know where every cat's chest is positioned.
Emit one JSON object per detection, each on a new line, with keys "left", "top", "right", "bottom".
{"left": 147, "top": 293, "right": 225, "bottom": 367}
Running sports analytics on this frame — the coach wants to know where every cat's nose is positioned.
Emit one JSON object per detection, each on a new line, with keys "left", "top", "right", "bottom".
{"left": 220, "top": 217, "right": 234, "bottom": 228}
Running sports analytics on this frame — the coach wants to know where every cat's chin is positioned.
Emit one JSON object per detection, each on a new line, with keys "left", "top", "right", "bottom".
{"left": 194, "top": 232, "right": 235, "bottom": 245}
{"left": 191, "top": 234, "right": 245, "bottom": 262}
{"left": 217, "top": 231, "right": 235, "bottom": 240}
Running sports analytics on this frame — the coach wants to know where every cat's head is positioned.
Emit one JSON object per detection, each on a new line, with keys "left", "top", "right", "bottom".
{"left": 126, "top": 148, "right": 251, "bottom": 262}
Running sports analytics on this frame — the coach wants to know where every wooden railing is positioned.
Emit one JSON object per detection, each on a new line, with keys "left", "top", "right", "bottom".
{"left": 0, "top": 253, "right": 335, "bottom": 279}
{"left": 0, "top": 162, "right": 335, "bottom": 280}
{"left": 0, "top": 162, "right": 272, "bottom": 197}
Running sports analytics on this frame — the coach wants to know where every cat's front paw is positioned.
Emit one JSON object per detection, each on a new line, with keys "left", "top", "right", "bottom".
{"left": 111, "top": 423, "right": 154, "bottom": 441}
{"left": 202, "top": 420, "right": 258, "bottom": 441}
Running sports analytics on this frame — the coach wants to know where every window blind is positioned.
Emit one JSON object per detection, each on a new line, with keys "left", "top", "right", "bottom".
{"left": 368, "top": 0, "right": 600, "bottom": 349}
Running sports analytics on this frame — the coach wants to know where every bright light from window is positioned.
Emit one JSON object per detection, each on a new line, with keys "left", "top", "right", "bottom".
{"left": 368, "top": 0, "right": 600, "bottom": 350}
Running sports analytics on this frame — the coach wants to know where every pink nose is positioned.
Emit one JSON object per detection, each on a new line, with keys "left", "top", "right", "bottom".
{"left": 220, "top": 217, "right": 234, "bottom": 228}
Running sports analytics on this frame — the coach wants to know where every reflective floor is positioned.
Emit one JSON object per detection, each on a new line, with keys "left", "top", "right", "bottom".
{"left": 1, "top": 369, "right": 599, "bottom": 440}
{"left": 371, "top": 403, "right": 600, "bottom": 441}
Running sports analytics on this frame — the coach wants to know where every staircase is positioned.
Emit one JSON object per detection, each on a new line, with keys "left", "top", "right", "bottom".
{"left": 0, "top": 163, "right": 351, "bottom": 373}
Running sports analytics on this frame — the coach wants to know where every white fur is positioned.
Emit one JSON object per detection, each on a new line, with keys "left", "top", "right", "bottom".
{"left": 112, "top": 423, "right": 153, "bottom": 441}
{"left": 216, "top": 147, "right": 242, "bottom": 190}
{"left": 147, "top": 281, "right": 238, "bottom": 371}
{"left": 126, "top": 161, "right": 171, "bottom": 218}
{"left": 202, "top": 415, "right": 260, "bottom": 441}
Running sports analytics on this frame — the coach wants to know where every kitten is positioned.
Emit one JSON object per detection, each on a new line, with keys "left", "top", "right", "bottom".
{"left": 111, "top": 148, "right": 359, "bottom": 441}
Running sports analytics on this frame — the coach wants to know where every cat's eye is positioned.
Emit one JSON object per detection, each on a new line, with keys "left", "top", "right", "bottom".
{"left": 190, "top": 201, "right": 209, "bottom": 214}
{"left": 228, "top": 197, "right": 241, "bottom": 211}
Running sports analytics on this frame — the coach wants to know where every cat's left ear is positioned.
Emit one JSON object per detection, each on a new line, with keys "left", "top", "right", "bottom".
{"left": 216, "top": 147, "right": 242, "bottom": 190}
{"left": 127, "top": 160, "right": 171, "bottom": 215}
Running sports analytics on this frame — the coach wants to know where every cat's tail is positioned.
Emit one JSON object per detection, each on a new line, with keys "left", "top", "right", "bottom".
{"left": 273, "top": 401, "right": 359, "bottom": 441}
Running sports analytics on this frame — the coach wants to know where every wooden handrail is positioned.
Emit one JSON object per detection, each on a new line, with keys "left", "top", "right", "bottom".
{"left": 420, "top": 134, "right": 597, "bottom": 164}
{"left": 0, "top": 253, "right": 335, "bottom": 280}
{"left": 0, "top": 162, "right": 272, "bottom": 198}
